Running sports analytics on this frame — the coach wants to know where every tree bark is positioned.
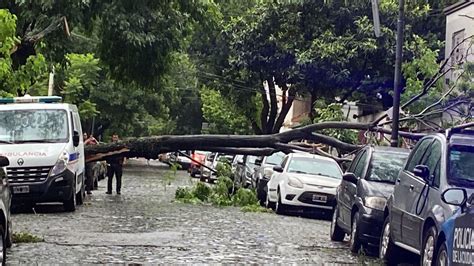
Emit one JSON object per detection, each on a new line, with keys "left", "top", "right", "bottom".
{"left": 260, "top": 86, "right": 269, "bottom": 134}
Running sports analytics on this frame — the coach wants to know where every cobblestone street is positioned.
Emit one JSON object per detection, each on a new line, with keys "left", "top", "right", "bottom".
{"left": 8, "top": 159, "right": 381, "bottom": 264}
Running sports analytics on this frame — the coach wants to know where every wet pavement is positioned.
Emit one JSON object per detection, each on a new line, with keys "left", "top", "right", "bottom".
{"left": 8, "top": 159, "right": 397, "bottom": 264}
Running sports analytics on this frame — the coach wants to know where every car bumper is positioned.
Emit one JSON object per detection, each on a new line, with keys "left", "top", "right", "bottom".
{"left": 357, "top": 206, "right": 385, "bottom": 247}
{"left": 11, "top": 169, "right": 75, "bottom": 204}
{"left": 281, "top": 184, "right": 336, "bottom": 211}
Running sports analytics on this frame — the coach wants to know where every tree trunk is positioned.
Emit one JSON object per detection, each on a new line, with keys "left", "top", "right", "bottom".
{"left": 85, "top": 121, "right": 425, "bottom": 163}
{"left": 272, "top": 86, "right": 295, "bottom": 133}
{"left": 266, "top": 78, "right": 278, "bottom": 134}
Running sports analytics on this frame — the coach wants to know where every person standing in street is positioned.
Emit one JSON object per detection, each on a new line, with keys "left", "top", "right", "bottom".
{"left": 106, "top": 134, "right": 124, "bottom": 195}
{"left": 84, "top": 133, "right": 98, "bottom": 195}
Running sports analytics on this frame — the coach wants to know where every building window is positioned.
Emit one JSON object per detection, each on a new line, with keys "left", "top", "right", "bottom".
{"left": 452, "top": 29, "right": 466, "bottom": 65}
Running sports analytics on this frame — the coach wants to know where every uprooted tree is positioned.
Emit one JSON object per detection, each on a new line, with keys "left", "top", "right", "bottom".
{"left": 85, "top": 33, "right": 474, "bottom": 163}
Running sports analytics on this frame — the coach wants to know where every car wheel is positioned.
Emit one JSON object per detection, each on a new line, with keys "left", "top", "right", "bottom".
{"left": 5, "top": 221, "right": 11, "bottom": 249}
{"left": 436, "top": 241, "right": 448, "bottom": 266}
{"left": 199, "top": 175, "right": 206, "bottom": 182}
{"left": 421, "top": 226, "right": 437, "bottom": 266}
{"left": 379, "top": 216, "right": 401, "bottom": 263}
{"left": 0, "top": 225, "right": 6, "bottom": 265}
{"left": 349, "top": 212, "right": 362, "bottom": 253}
{"left": 275, "top": 190, "right": 287, "bottom": 215}
{"left": 265, "top": 190, "right": 275, "bottom": 210}
{"left": 330, "top": 205, "right": 345, "bottom": 241}
{"left": 190, "top": 172, "right": 196, "bottom": 177}
{"left": 93, "top": 178, "right": 99, "bottom": 190}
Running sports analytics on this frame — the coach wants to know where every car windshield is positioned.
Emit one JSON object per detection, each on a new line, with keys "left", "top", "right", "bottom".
{"left": 287, "top": 157, "right": 342, "bottom": 179}
{"left": 366, "top": 151, "right": 408, "bottom": 183}
{"left": 265, "top": 152, "right": 285, "bottom": 165}
{"left": 216, "top": 154, "right": 233, "bottom": 163}
{"left": 0, "top": 109, "right": 69, "bottom": 144}
{"left": 247, "top": 155, "right": 259, "bottom": 167}
{"left": 448, "top": 145, "right": 474, "bottom": 187}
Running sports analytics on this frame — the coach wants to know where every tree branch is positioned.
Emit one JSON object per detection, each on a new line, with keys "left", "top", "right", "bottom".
{"left": 266, "top": 78, "right": 278, "bottom": 133}
{"left": 272, "top": 86, "right": 295, "bottom": 133}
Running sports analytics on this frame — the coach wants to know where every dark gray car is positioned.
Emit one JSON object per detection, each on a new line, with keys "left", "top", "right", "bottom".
{"left": 253, "top": 152, "right": 285, "bottom": 205}
{"left": 330, "top": 146, "right": 409, "bottom": 253}
{"left": 380, "top": 128, "right": 474, "bottom": 265}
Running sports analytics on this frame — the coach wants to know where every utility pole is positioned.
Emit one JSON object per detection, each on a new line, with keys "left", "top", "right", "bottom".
{"left": 390, "top": 0, "right": 404, "bottom": 147}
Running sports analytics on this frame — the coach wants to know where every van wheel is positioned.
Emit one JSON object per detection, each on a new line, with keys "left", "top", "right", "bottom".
{"left": 350, "top": 212, "right": 362, "bottom": 253}
{"left": 64, "top": 185, "right": 77, "bottom": 212}
{"left": 421, "top": 226, "right": 437, "bottom": 266}
{"left": 330, "top": 205, "right": 345, "bottom": 241}
{"left": 379, "top": 216, "right": 401, "bottom": 263}
{"left": 0, "top": 225, "right": 6, "bottom": 265}
{"left": 76, "top": 182, "right": 84, "bottom": 206}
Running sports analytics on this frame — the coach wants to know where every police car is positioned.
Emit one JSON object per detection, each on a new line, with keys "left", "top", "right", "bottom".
{"left": 437, "top": 188, "right": 473, "bottom": 266}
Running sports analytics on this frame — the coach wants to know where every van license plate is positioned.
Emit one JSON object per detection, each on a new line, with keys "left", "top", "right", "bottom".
{"left": 13, "top": 186, "right": 29, "bottom": 194}
{"left": 312, "top": 194, "right": 327, "bottom": 203}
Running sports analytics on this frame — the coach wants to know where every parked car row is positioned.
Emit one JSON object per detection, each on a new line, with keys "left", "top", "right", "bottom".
{"left": 330, "top": 127, "right": 474, "bottom": 266}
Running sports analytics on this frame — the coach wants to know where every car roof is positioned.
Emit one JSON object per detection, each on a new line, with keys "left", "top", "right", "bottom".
{"left": 289, "top": 152, "right": 337, "bottom": 162}
{"left": 370, "top": 145, "right": 410, "bottom": 154}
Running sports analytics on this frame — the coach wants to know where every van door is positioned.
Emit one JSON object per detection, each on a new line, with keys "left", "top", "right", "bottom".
{"left": 392, "top": 138, "right": 432, "bottom": 244}
{"left": 408, "top": 139, "right": 441, "bottom": 250}
{"left": 70, "top": 111, "right": 84, "bottom": 192}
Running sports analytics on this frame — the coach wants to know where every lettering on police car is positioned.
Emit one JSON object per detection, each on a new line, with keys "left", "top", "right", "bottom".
{"left": 0, "top": 151, "right": 47, "bottom": 157}
{"left": 453, "top": 227, "right": 474, "bottom": 265}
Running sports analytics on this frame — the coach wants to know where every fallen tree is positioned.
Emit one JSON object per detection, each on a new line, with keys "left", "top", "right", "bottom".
{"left": 85, "top": 121, "right": 425, "bottom": 163}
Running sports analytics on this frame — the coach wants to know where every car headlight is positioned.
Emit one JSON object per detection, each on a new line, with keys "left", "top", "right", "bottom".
{"left": 50, "top": 151, "right": 69, "bottom": 176}
{"left": 288, "top": 177, "right": 304, "bottom": 188}
{"left": 263, "top": 168, "right": 274, "bottom": 178}
{"left": 364, "top": 196, "right": 387, "bottom": 210}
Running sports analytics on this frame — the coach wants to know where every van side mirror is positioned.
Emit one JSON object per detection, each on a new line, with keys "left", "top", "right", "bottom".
{"left": 73, "top": 131, "right": 80, "bottom": 147}
{"left": 413, "top": 165, "right": 430, "bottom": 182}
{"left": 0, "top": 156, "right": 9, "bottom": 167}
{"left": 442, "top": 188, "right": 467, "bottom": 210}
{"left": 343, "top": 172, "right": 358, "bottom": 184}
{"left": 273, "top": 165, "right": 284, "bottom": 173}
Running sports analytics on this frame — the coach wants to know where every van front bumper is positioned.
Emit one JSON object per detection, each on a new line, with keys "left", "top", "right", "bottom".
{"left": 11, "top": 169, "right": 76, "bottom": 204}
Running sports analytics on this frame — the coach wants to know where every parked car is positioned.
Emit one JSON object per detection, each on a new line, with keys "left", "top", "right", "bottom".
{"left": 436, "top": 188, "right": 473, "bottom": 266}
{"left": 0, "top": 156, "right": 13, "bottom": 264}
{"left": 200, "top": 153, "right": 234, "bottom": 183}
{"left": 92, "top": 161, "right": 107, "bottom": 189}
{"left": 189, "top": 150, "right": 210, "bottom": 177}
{"left": 169, "top": 151, "right": 192, "bottom": 170}
{"left": 231, "top": 155, "right": 244, "bottom": 181}
{"left": 380, "top": 127, "right": 474, "bottom": 265}
{"left": 330, "top": 146, "right": 409, "bottom": 253}
{"left": 234, "top": 155, "right": 260, "bottom": 188}
{"left": 266, "top": 153, "right": 343, "bottom": 215}
{"left": 253, "top": 152, "right": 286, "bottom": 205}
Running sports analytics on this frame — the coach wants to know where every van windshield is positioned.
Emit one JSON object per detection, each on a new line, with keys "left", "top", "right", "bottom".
{"left": 0, "top": 109, "right": 69, "bottom": 144}
{"left": 448, "top": 145, "right": 474, "bottom": 188}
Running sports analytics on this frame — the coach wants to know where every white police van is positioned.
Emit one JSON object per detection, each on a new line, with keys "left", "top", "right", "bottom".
{"left": 0, "top": 96, "right": 85, "bottom": 211}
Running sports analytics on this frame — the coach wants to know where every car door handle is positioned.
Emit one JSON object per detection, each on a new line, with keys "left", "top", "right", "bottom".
{"left": 396, "top": 178, "right": 401, "bottom": 183}
{"left": 409, "top": 185, "right": 414, "bottom": 191}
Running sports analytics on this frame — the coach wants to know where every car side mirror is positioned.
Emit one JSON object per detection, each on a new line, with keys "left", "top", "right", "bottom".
{"left": 273, "top": 165, "right": 283, "bottom": 173}
{"left": 342, "top": 172, "right": 358, "bottom": 184}
{"left": 413, "top": 165, "right": 431, "bottom": 183}
{"left": 73, "top": 131, "right": 80, "bottom": 147}
{"left": 255, "top": 158, "right": 263, "bottom": 166}
{"left": 237, "top": 159, "right": 244, "bottom": 165}
{"left": 441, "top": 188, "right": 467, "bottom": 210}
{"left": 0, "top": 156, "right": 9, "bottom": 167}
